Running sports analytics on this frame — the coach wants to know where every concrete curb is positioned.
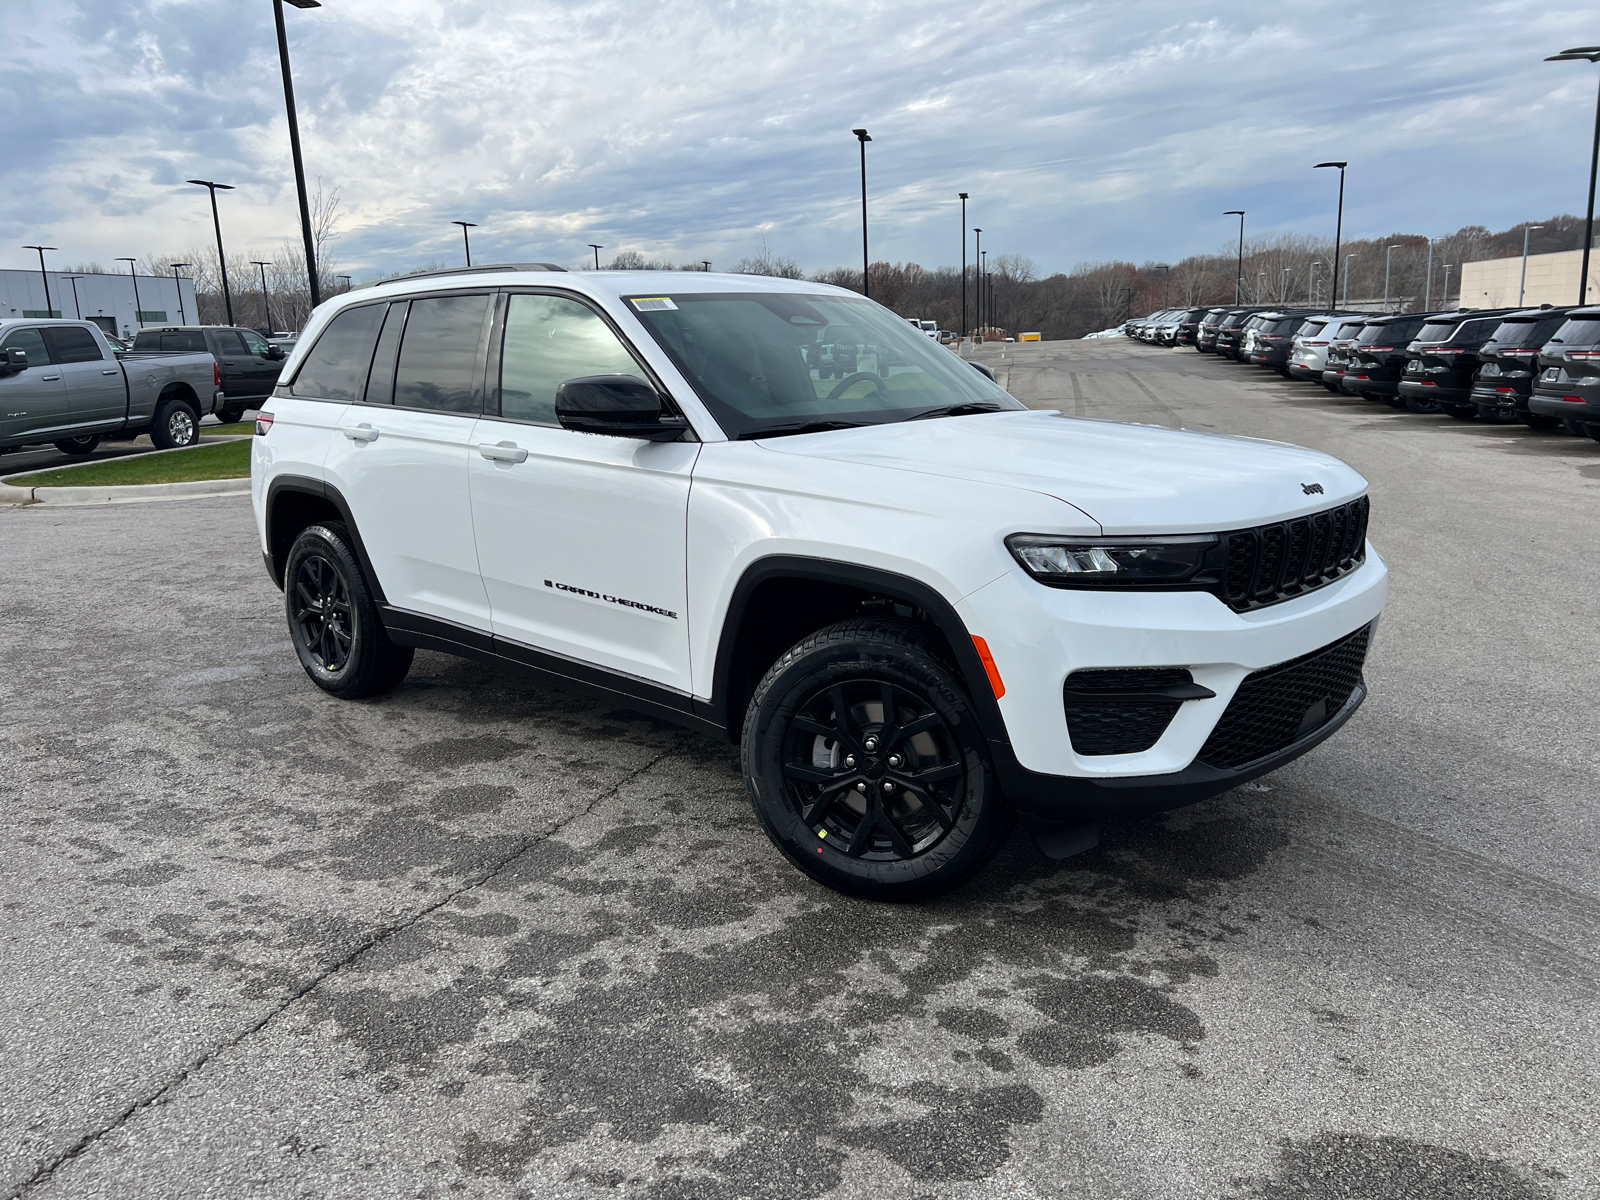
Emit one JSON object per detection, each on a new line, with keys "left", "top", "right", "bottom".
{"left": 0, "top": 477, "right": 250, "bottom": 507}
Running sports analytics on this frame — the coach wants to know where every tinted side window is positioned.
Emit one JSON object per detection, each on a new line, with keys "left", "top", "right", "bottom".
{"left": 160, "top": 332, "right": 208, "bottom": 353}
{"left": 42, "top": 326, "right": 104, "bottom": 363}
{"left": 291, "top": 304, "right": 387, "bottom": 402}
{"left": 0, "top": 327, "right": 51, "bottom": 366}
{"left": 214, "top": 330, "right": 248, "bottom": 356}
{"left": 500, "top": 294, "right": 644, "bottom": 425}
{"left": 1549, "top": 318, "right": 1600, "bottom": 346}
{"left": 364, "top": 303, "right": 404, "bottom": 405}
{"left": 393, "top": 294, "right": 491, "bottom": 413}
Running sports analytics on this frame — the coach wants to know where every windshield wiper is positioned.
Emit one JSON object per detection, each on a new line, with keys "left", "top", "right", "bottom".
{"left": 905, "top": 402, "right": 1009, "bottom": 421}
{"left": 738, "top": 420, "right": 869, "bottom": 440}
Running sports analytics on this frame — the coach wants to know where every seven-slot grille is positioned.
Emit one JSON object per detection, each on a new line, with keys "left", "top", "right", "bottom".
{"left": 1197, "top": 624, "right": 1372, "bottom": 770}
{"left": 1221, "top": 496, "right": 1369, "bottom": 612}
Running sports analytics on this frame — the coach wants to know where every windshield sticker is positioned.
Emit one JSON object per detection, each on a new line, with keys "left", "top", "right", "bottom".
{"left": 631, "top": 297, "right": 678, "bottom": 312}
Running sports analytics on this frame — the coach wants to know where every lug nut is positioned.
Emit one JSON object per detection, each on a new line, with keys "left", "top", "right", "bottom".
{"left": 855, "top": 782, "right": 867, "bottom": 793}
{"left": 882, "top": 781, "right": 895, "bottom": 793}
{"left": 888, "top": 754, "right": 903, "bottom": 768}
{"left": 844, "top": 754, "right": 856, "bottom": 768}
{"left": 864, "top": 736, "right": 879, "bottom": 751}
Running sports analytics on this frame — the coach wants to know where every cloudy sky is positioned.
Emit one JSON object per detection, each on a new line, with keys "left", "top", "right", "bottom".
{"left": 3, "top": 0, "right": 1597, "bottom": 281}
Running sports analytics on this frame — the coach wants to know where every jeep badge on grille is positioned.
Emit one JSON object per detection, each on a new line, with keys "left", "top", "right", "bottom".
{"left": 1301, "top": 483, "right": 1324, "bottom": 495}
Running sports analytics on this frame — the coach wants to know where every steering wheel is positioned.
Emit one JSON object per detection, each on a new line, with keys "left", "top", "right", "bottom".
{"left": 826, "top": 372, "right": 885, "bottom": 401}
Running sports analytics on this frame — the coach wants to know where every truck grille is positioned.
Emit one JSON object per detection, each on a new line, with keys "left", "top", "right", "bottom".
{"left": 1221, "top": 496, "right": 1369, "bottom": 612}
{"left": 1197, "top": 624, "right": 1372, "bottom": 770}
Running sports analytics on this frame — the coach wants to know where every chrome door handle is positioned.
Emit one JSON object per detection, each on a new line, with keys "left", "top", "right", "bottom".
{"left": 478, "top": 441, "right": 528, "bottom": 463}
{"left": 41, "top": 374, "right": 60, "bottom": 381}
{"left": 342, "top": 424, "right": 380, "bottom": 442}
{"left": 102, "top": 369, "right": 119, "bottom": 375}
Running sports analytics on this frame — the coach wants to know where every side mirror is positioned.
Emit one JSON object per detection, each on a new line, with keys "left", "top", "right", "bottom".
{"left": 555, "top": 375, "right": 688, "bottom": 441}
{"left": 266, "top": 345, "right": 284, "bottom": 360}
{"left": 0, "top": 347, "right": 27, "bottom": 376}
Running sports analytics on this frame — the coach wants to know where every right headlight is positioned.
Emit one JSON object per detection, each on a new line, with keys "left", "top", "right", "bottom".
{"left": 1006, "top": 533, "right": 1218, "bottom": 585}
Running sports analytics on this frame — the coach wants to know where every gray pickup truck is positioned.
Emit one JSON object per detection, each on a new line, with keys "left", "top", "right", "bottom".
{"left": 0, "top": 318, "right": 222, "bottom": 459}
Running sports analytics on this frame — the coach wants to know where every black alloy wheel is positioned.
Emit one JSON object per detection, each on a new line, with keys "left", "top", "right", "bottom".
{"left": 293, "top": 553, "right": 355, "bottom": 674}
{"left": 283, "top": 522, "right": 413, "bottom": 698}
{"left": 743, "top": 618, "right": 1013, "bottom": 900}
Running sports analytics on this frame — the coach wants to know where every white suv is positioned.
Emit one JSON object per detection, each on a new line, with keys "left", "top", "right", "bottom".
{"left": 252, "top": 266, "right": 1387, "bottom": 899}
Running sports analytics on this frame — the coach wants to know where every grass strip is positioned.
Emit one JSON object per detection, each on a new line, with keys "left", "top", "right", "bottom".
{"left": 8, "top": 439, "right": 251, "bottom": 488}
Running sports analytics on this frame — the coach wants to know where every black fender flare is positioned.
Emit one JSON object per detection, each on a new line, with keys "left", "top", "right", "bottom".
{"left": 263, "top": 474, "right": 387, "bottom": 605}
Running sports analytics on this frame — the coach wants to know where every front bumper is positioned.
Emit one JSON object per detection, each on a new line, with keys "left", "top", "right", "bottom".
{"left": 957, "top": 551, "right": 1388, "bottom": 822}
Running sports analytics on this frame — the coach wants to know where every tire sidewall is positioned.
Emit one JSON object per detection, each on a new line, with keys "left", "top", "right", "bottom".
{"left": 284, "top": 523, "right": 371, "bottom": 691}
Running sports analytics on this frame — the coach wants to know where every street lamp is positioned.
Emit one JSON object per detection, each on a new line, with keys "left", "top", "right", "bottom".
{"left": 1156, "top": 263, "right": 1171, "bottom": 306}
{"left": 116, "top": 258, "right": 145, "bottom": 330}
{"left": 187, "top": 179, "right": 236, "bottom": 324}
{"left": 851, "top": 128, "right": 872, "bottom": 298}
{"left": 452, "top": 221, "right": 478, "bottom": 267}
{"left": 1314, "top": 161, "right": 1347, "bottom": 314}
{"left": 959, "top": 192, "right": 969, "bottom": 343}
{"left": 1545, "top": 46, "right": 1600, "bottom": 304}
{"left": 981, "top": 249, "right": 988, "bottom": 335}
{"left": 251, "top": 261, "right": 274, "bottom": 332}
{"left": 701, "top": 260, "right": 711, "bottom": 272}
{"left": 1519, "top": 225, "right": 1544, "bottom": 306}
{"left": 336, "top": 274, "right": 351, "bottom": 293}
{"left": 1309, "top": 261, "right": 1320, "bottom": 307}
{"left": 171, "top": 263, "right": 191, "bottom": 323}
{"left": 275, "top": 0, "right": 323, "bottom": 310}
{"left": 1224, "top": 211, "right": 1245, "bottom": 304}
{"left": 1257, "top": 271, "right": 1266, "bottom": 303}
{"left": 972, "top": 227, "right": 983, "bottom": 334}
{"left": 1443, "top": 263, "right": 1453, "bottom": 309}
{"left": 1280, "top": 267, "right": 1291, "bottom": 304}
{"left": 1425, "top": 238, "right": 1435, "bottom": 309}
{"left": 588, "top": 244, "right": 604, "bottom": 270}
{"left": 62, "top": 276, "right": 84, "bottom": 320}
{"left": 1383, "top": 244, "right": 1400, "bottom": 312}
{"left": 22, "top": 245, "right": 57, "bottom": 316}
{"left": 1343, "top": 254, "right": 1356, "bottom": 308}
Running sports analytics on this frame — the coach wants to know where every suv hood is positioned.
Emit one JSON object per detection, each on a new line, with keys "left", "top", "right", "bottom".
{"left": 759, "top": 410, "right": 1365, "bottom": 534}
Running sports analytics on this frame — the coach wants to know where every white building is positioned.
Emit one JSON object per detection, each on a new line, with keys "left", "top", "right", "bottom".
{"left": 0, "top": 267, "right": 198, "bottom": 339}
{"left": 1458, "top": 246, "right": 1600, "bottom": 310}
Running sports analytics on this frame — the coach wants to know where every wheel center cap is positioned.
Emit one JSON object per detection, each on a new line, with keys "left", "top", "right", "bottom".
{"left": 862, "top": 756, "right": 886, "bottom": 780}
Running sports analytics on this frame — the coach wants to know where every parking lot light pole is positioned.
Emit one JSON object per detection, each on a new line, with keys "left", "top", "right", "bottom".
{"left": 1343, "top": 254, "right": 1356, "bottom": 307}
{"left": 1309, "top": 261, "right": 1319, "bottom": 307}
{"left": 1281, "top": 267, "right": 1291, "bottom": 303}
{"left": 1443, "top": 263, "right": 1453, "bottom": 310}
{"left": 972, "top": 228, "right": 982, "bottom": 336}
{"left": 701, "top": 260, "right": 711, "bottom": 272}
{"left": 187, "top": 179, "right": 236, "bottom": 325}
{"left": 588, "top": 244, "right": 603, "bottom": 269}
{"left": 1314, "top": 161, "right": 1347, "bottom": 314}
{"left": 1224, "top": 211, "right": 1245, "bottom": 303}
{"left": 1425, "top": 239, "right": 1435, "bottom": 309}
{"left": 336, "top": 274, "right": 351, "bottom": 293}
{"left": 251, "top": 261, "right": 274, "bottom": 332}
{"left": 959, "top": 192, "right": 969, "bottom": 342}
{"left": 1384, "top": 244, "right": 1399, "bottom": 311}
{"left": 1519, "top": 226, "right": 1543, "bottom": 306}
{"left": 1545, "top": 47, "right": 1600, "bottom": 303}
{"left": 275, "top": 0, "right": 323, "bottom": 310}
{"left": 171, "top": 263, "right": 191, "bottom": 323}
{"left": 852, "top": 128, "right": 871, "bottom": 298}
{"left": 452, "top": 221, "right": 477, "bottom": 267}
{"left": 22, "top": 245, "right": 57, "bottom": 316}
{"left": 116, "top": 258, "right": 145, "bottom": 330}
{"left": 63, "top": 276, "right": 84, "bottom": 320}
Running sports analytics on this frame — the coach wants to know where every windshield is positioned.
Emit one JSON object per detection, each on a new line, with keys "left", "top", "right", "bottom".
{"left": 627, "top": 291, "right": 1020, "bottom": 439}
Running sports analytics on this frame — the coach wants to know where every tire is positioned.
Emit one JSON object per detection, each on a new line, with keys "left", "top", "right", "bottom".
{"left": 1477, "top": 405, "right": 1519, "bottom": 424}
{"left": 283, "top": 522, "right": 413, "bottom": 698}
{"left": 217, "top": 404, "right": 249, "bottom": 425}
{"left": 1403, "top": 394, "right": 1441, "bottom": 414}
{"left": 1587, "top": 424, "right": 1600, "bottom": 444}
{"left": 741, "top": 617, "right": 1014, "bottom": 901}
{"left": 1565, "top": 420, "right": 1590, "bottom": 437}
{"left": 1442, "top": 404, "right": 1477, "bottom": 420}
{"left": 1518, "top": 412, "right": 1562, "bottom": 431}
{"left": 53, "top": 435, "right": 101, "bottom": 456}
{"left": 1384, "top": 397, "right": 1406, "bottom": 409}
{"left": 149, "top": 394, "right": 200, "bottom": 449}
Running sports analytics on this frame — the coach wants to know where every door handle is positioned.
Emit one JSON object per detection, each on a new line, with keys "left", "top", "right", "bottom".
{"left": 41, "top": 374, "right": 60, "bottom": 381}
{"left": 342, "top": 424, "right": 380, "bottom": 442}
{"left": 478, "top": 441, "right": 528, "bottom": 463}
{"left": 102, "top": 369, "right": 119, "bottom": 375}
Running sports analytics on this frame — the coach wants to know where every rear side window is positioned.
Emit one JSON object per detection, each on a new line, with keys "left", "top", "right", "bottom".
{"left": 0, "top": 326, "right": 51, "bottom": 366}
{"left": 214, "top": 330, "right": 248, "bottom": 356}
{"left": 1451, "top": 318, "right": 1500, "bottom": 345}
{"left": 392, "top": 293, "right": 491, "bottom": 413}
{"left": 1548, "top": 317, "right": 1600, "bottom": 346}
{"left": 42, "top": 326, "right": 103, "bottom": 363}
{"left": 1299, "top": 320, "right": 1328, "bottom": 337}
{"left": 498, "top": 294, "right": 643, "bottom": 425}
{"left": 152, "top": 331, "right": 208, "bottom": 352}
{"left": 291, "top": 303, "right": 387, "bottom": 402}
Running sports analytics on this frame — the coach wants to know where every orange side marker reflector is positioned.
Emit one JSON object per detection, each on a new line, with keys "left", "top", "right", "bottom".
{"left": 971, "top": 636, "right": 1006, "bottom": 699}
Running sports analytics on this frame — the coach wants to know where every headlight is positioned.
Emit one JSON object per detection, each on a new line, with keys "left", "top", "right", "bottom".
{"left": 1006, "top": 534, "right": 1218, "bottom": 585}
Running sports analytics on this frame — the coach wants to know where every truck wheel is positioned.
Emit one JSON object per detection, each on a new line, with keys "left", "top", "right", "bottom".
{"left": 217, "top": 404, "right": 248, "bottom": 425}
{"left": 53, "top": 435, "right": 101, "bottom": 456}
{"left": 150, "top": 396, "right": 200, "bottom": 449}
{"left": 742, "top": 617, "right": 1014, "bottom": 901}
{"left": 1517, "top": 412, "right": 1562, "bottom": 431}
{"left": 283, "top": 522, "right": 413, "bottom": 699}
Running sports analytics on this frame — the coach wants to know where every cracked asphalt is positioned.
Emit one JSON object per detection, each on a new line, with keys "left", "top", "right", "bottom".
{"left": 2, "top": 338, "right": 1596, "bottom": 1199}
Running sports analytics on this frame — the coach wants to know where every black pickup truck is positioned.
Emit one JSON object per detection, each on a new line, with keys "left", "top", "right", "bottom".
{"left": 131, "top": 325, "right": 287, "bottom": 424}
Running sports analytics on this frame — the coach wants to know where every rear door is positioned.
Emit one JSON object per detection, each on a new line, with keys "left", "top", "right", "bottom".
{"left": 0, "top": 325, "right": 69, "bottom": 445}
{"left": 209, "top": 329, "right": 259, "bottom": 401}
{"left": 43, "top": 325, "right": 125, "bottom": 427}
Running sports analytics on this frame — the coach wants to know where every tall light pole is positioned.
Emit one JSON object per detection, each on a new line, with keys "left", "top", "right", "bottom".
{"left": 1309, "top": 261, "right": 1319, "bottom": 307}
{"left": 187, "top": 179, "right": 236, "bottom": 325}
{"left": 275, "top": 0, "right": 323, "bottom": 310}
{"left": 171, "top": 263, "right": 191, "bottom": 323}
{"left": 1157, "top": 263, "right": 1171, "bottom": 306}
{"left": 1519, "top": 225, "right": 1544, "bottom": 307}
{"left": 1343, "top": 254, "right": 1356, "bottom": 307}
{"left": 1443, "top": 263, "right": 1453, "bottom": 310}
{"left": 63, "top": 276, "right": 84, "bottom": 320}
{"left": 116, "top": 258, "right": 145, "bottom": 330}
{"left": 959, "top": 191, "right": 969, "bottom": 343}
{"left": 1224, "top": 211, "right": 1245, "bottom": 303}
{"left": 1281, "top": 267, "right": 1291, "bottom": 304}
{"left": 851, "top": 128, "right": 871, "bottom": 297}
{"left": 701, "top": 260, "right": 711, "bottom": 272}
{"left": 252, "top": 261, "right": 275, "bottom": 332}
{"left": 1383, "top": 244, "right": 1400, "bottom": 312}
{"left": 981, "top": 249, "right": 989, "bottom": 334}
{"left": 1545, "top": 46, "right": 1600, "bottom": 304}
{"left": 336, "top": 274, "right": 351, "bottom": 293}
{"left": 1256, "top": 271, "right": 1266, "bottom": 303}
{"left": 1314, "top": 161, "right": 1347, "bottom": 314}
{"left": 972, "top": 228, "right": 983, "bottom": 335}
{"left": 588, "top": 244, "right": 604, "bottom": 269}
{"left": 22, "top": 245, "right": 57, "bottom": 316}
{"left": 452, "top": 221, "right": 477, "bottom": 266}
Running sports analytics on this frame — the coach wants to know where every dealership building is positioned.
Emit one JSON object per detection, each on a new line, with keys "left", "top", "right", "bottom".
{"left": 1459, "top": 245, "right": 1600, "bottom": 310}
{"left": 0, "top": 267, "right": 198, "bottom": 339}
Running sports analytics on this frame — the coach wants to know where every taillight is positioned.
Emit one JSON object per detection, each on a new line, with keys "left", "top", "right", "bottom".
{"left": 1305, "top": 340, "right": 1328, "bottom": 346}
{"left": 1501, "top": 349, "right": 1537, "bottom": 357}
{"left": 214, "top": 362, "right": 222, "bottom": 387}
{"left": 1570, "top": 350, "right": 1600, "bottom": 359}
{"left": 255, "top": 412, "right": 274, "bottom": 435}
{"left": 1495, "top": 387, "right": 1516, "bottom": 393}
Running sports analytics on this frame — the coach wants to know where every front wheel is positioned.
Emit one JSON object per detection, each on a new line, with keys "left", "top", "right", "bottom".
{"left": 53, "top": 435, "right": 101, "bottom": 456}
{"left": 284, "top": 522, "right": 413, "bottom": 698}
{"left": 742, "top": 618, "right": 1014, "bottom": 901}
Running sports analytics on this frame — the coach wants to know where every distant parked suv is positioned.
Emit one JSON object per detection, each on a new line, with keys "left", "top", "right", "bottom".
{"left": 132, "top": 324, "right": 287, "bottom": 423}
{"left": 1339, "top": 313, "right": 1439, "bottom": 405}
{"left": 1289, "top": 314, "right": 1365, "bottom": 383}
{"left": 1529, "top": 306, "right": 1600, "bottom": 440}
{"left": 1244, "top": 311, "right": 1318, "bottom": 373}
{"left": 252, "top": 265, "right": 1387, "bottom": 899}
{"left": 1470, "top": 307, "right": 1573, "bottom": 427}
{"left": 1396, "top": 310, "right": 1514, "bottom": 417}
{"left": 1174, "top": 307, "right": 1209, "bottom": 346}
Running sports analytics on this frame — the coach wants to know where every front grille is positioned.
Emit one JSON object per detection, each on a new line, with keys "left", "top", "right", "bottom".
{"left": 1220, "top": 496, "right": 1369, "bottom": 612}
{"left": 1064, "top": 668, "right": 1196, "bottom": 756}
{"left": 1197, "top": 625, "right": 1371, "bottom": 770}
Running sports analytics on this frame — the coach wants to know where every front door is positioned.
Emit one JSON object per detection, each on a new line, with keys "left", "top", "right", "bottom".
{"left": 468, "top": 291, "right": 698, "bottom": 693}
{"left": 43, "top": 325, "right": 126, "bottom": 427}
{"left": 0, "top": 326, "right": 70, "bottom": 446}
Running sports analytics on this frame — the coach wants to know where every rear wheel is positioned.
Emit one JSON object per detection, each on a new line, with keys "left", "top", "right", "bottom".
{"left": 1478, "top": 405, "right": 1519, "bottom": 424}
{"left": 1517, "top": 411, "right": 1562, "bottom": 431}
{"left": 1564, "top": 420, "right": 1590, "bottom": 436}
{"left": 1442, "top": 404, "right": 1478, "bottom": 420}
{"left": 217, "top": 404, "right": 249, "bottom": 425}
{"left": 1403, "top": 394, "right": 1441, "bottom": 414}
{"left": 742, "top": 618, "right": 1013, "bottom": 901}
{"left": 1586, "top": 425, "right": 1600, "bottom": 444}
{"left": 149, "top": 395, "right": 200, "bottom": 449}
{"left": 53, "top": 435, "right": 100, "bottom": 457}
{"left": 284, "top": 522, "right": 413, "bottom": 698}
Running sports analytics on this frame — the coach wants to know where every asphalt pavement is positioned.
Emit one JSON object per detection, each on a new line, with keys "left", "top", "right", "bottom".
{"left": 1, "top": 339, "right": 1595, "bottom": 1199}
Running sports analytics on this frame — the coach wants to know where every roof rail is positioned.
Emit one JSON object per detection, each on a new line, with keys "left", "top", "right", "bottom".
{"left": 353, "top": 262, "right": 567, "bottom": 290}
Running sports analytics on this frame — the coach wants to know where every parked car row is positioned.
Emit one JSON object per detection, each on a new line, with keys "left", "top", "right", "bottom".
{"left": 1131, "top": 302, "right": 1600, "bottom": 442}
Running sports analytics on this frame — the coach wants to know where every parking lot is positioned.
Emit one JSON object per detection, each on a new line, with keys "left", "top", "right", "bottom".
{"left": 2, "top": 336, "right": 1596, "bottom": 1199}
